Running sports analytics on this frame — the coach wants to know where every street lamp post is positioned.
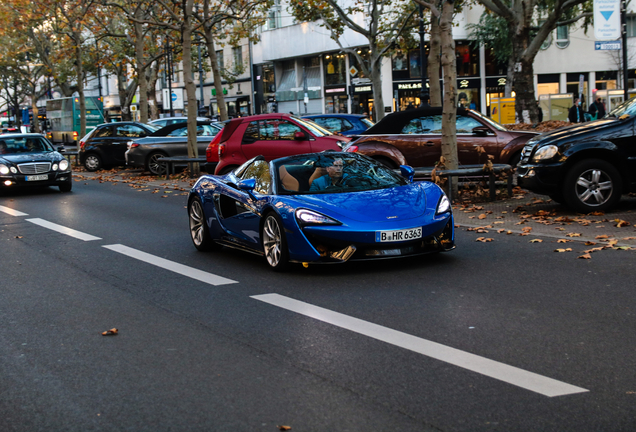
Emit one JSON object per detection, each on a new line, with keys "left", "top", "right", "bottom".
{"left": 197, "top": 39, "right": 204, "bottom": 115}
{"left": 419, "top": 4, "right": 430, "bottom": 107}
{"left": 165, "top": 42, "right": 174, "bottom": 117}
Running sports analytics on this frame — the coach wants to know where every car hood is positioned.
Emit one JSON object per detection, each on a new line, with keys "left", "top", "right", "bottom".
{"left": 506, "top": 130, "right": 539, "bottom": 139}
{"left": 530, "top": 118, "right": 624, "bottom": 146}
{"left": 0, "top": 151, "right": 62, "bottom": 164}
{"left": 292, "top": 184, "right": 426, "bottom": 222}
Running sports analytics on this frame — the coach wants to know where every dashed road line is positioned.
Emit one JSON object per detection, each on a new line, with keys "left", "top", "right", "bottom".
{"left": 0, "top": 205, "right": 28, "bottom": 217}
{"left": 26, "top": 218, "right": 102, "bottom": 241}
{"left": 103, "top": 244, "right": 237, "bottom": 286}
{"left": 252, "top": 293, "right": 589, "bottom": 398}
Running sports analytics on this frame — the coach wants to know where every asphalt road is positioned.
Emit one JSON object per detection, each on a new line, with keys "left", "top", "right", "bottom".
{"left": 1, "top": 178, "right": 636, "bottom": 431}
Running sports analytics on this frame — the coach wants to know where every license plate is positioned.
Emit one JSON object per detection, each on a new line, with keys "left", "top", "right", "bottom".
{"left": 376, "top": 227, "right": 422, "bottom": 242}
{"left": 26, "top": 174, "right": 49, "bottom": 181}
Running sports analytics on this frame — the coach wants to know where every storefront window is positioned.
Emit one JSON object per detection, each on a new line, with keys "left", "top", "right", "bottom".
{"left": 393, "top": 51, "right": 408, "bottom": 71}
{"left": 484, "top": 46, "right": 507, "bottom": 76}
{"left": 455, "top": 42, "right": 478, "bottom": 77}
{"left": 349, "top": 49, "right": 371, "bottom": 80}
{"left": 324, "top": 53, "right": 347, "bottom": 85}
{"left": 325, "top": 95, "right": 348, "bottom": 113}
{"left": 409, "top": 50, "right": 421, "bottom": 79}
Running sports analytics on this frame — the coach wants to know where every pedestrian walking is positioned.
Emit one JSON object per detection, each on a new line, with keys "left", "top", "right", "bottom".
{"left": 588, "top": 96, "right": 606, "bottom": 120}
{"left": 568, "top": 98, "right": 585, "bottom": 123}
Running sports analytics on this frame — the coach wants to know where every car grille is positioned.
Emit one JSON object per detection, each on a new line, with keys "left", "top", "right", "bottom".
{"left": 18, "top": 162, "right": 51, "bottom": 175}
{"left": 520, "top": 143, "right": 535, "bottom": 163}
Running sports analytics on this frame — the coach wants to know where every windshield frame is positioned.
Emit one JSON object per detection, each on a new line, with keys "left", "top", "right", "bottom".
{"left": 607, "top": 96, "right": 636, "bottom": 118}
{"left": 467, "top": 109, "right": 508, "bottom": 132}
{"left": 292, "top": 116, "right": 333, "bottom": 137}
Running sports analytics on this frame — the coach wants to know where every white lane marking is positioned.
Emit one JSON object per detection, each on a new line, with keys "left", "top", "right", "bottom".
{"left": 251, "top": 293, "right": 589, "bottom": 398}
{"left": 0, "top": 205, "right": 28, "bottom": 217}
{"left": 103, "top": 244, "right": 237, "bottom": 286}
{"left": 26, "top": 218, "right": 102, "bottom": 241}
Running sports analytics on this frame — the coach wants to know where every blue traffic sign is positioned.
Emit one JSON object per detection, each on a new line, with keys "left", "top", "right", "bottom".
{"left": 595, "top": 40, "right": 621, "bottom": 50}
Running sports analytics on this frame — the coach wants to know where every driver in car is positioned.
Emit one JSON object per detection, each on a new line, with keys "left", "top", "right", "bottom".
{"left": 310, "top": 158, "right": 349, "bottom": 191}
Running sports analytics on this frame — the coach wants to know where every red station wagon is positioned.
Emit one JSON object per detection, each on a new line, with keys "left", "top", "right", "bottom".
{"left": 211, "top": 113, "right": 350, "bottom": 175}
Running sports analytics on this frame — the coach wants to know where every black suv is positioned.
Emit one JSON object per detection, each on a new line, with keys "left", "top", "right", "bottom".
{"left": 79, "top": 122, "right": 159, "bottom": 171}
{"left": 517, "top": 97, "right": 636, "bottom": 213}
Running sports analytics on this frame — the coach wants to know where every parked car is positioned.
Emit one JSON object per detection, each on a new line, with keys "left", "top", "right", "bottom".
{"left": 517, "top": 96, "right": 636, "bottom": 213}
{"left": 203, "top": 127, "right": 225, "bottom": 174}
{"left": 188, "top": 152, "right": 454, "bottom": 271}
{"left": 148, "top": 116, "right": 211, "bottom": 128}
{"left": 79, "top": 122, "right": 160, "bottom": 171}
{"left": 214, "top": 113, "right": 350, "bottom": 175}
{"left": 0, "top": 133, "right": 72, "bottom": 192}
{"left": 302, "top": 114, "right": 374, "bottom": 136}
{"left": 125, "top": 122, "right": 221, "bottom": 175}
{"left": 343, "top": 107, "right": 538, "bottom": 169}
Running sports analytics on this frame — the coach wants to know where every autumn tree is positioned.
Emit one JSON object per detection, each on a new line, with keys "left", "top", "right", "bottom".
{"left": 194, "top": 0, "right": 272, "bottom": 121}
{"left": 288, "top": 0, "right": 419, "bottom": 122}
{"left": 474, "top": 0, "right": 592, "bottom": 123}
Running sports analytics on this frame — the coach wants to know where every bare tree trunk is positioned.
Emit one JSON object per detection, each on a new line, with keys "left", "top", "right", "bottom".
{"left": 513, "top": 59, "right": 538, "bottom": 123}
{"left": 134, "top": 9, "right": 148, "bottom": 124}
{"left": 117, "top": 69, "right": 135, "bottom": 121}
{"left": 74, "top": 30, "right": 86, "bottom": 142}
{"left": 204, "top": 33, "right": 228, "bottom": 121}
{"left": 440, "top": 0, "right": 458, "bottom": 173}
{"left": 370, "top": 55, "right": 385, "bottom": 122}
{"left": 147, "top": 60, "right": 160, "bottom": 120}
{"left": 428, "top": 15, "right": 442, "bottom": 107}
{"left": 30, "top": 90, "right": 40, "bottom": 133}
{"left": 182, "top": 0, "right": 200, "bottom": 175}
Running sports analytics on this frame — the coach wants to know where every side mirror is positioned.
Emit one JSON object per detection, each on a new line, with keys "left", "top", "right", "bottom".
{"left": 238, "top": 178, "right": 256, "bottom": 191}
{"left": 294, "top": 131, "right": 306, "bottom": 140}
{"left": 472, "top": 126, "right": 490, "bottom": 137}
{"left": 399, "top": 165, "right": 415, "bottom": 183}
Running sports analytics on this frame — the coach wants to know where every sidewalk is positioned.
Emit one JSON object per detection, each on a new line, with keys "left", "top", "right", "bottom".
{"left": 453, "top": 189, "right": 636, "bottom": 249}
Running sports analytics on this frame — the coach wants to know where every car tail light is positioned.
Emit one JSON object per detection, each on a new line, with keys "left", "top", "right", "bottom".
{"left": 46, "top": 132, "right": 52, "bottom": 139}
{"left": 344, "top": 145, "right": 358, "bottom": 153}
{"left": 79, "top": 140, "right": 86, "bottom": 150}
{"left": 206, "top": 130, "right": 223, "bottom": 162}
{"left": 129, "top": 143, "right": 139, "bottom": 148}
{"left": 218, "top": 143, "right": 226, "bottom": 158}
{"left": 73, "top": 131, "right": 78, "bottom": 141}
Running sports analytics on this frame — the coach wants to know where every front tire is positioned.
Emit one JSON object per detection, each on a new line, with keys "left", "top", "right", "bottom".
{"left": 59, "top": 179, "right": 72, "bottom": 192}
{"left": 84, "top": 153, "right": 102, "bottom": 171}
{"left": 188, "top": 196, "right": 217, "bottom": 251}
{"left": 562, "top": 159, "right": 622, "bottom": 213}
{"left": 147, "top": 152, "right": 168, "bottom": 176}
{"left": 262, "top": 213, "right": 290, "bottom": 271}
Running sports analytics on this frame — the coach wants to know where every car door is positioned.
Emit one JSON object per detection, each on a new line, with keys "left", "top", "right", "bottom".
{"left": 162, "top": 124, "right": 218, "bottom": 157}
{"left": 394, "top": 115, "right": 443, "bottom": 167}
{"left": 87, "top": 125, "right": 117, "bottom": 164}
{"left": 240, "top": 119, "right": 313, "bottom": 161}
{"left": 216, "top": 159, "right": 271, "bottom": 248}
{"left": 456, "top": 114, "right": 497, "bottom": 165}
{"left": 112, "top": 124, "right": 149, "bottom": 163}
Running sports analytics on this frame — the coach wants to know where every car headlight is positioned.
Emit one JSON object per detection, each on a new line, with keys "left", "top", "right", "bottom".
{"left": 0, "top": 164, "right": 9, "bottom": 175}
{"left": 532, "top": 145, "right": 558, "bottom": 162}
{"left": 59, "top": 159, "right": 69, "bottom": 171}
{"left": 52, "top": 163, "right": 58, "bottom": 171}
{"left": 436, "top": 194, "right": 451, "bottom": 215}
{"left": 296, "top": 209, "right": 342, "bottom": 226}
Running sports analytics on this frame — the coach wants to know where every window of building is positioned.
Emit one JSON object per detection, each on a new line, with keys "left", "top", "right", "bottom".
{"left": 233, "top": 46, "right": 243, "bottom": 72}
{"left": 263, "top": 0, "right": 282, "bottom": 30}
{"left": 216, "top": 50, "right": 224, "bottom": 71}
{"left": 455, "top": 41, "right": 479, "bottom": 77}
{"left": 324, "top": 53, "right": 347, "bottom": 85}
{"left": 556, "top": 25, "right": 569, "bottom": 49}
{"left": 627, "top": 15, "right": 636, "bottom": 37}
{"left": 539, "top": 20, "right": 552, "bottom": 50}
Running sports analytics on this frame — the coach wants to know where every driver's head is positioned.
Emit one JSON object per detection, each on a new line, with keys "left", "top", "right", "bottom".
{"left": 326, "top": 158, "right": 344, "bottom": 179}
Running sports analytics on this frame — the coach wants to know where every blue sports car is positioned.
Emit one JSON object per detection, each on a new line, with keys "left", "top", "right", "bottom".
{"left": 187, "top": 152, "right": 454, "bottom": 270}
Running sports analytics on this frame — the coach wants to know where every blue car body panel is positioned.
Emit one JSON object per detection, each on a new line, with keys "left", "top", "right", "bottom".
{"left": 303, "top": 114, "right": 373, "bottom": 136}
{"left": 189, "top": 153, "right": 454, "bottom": 265}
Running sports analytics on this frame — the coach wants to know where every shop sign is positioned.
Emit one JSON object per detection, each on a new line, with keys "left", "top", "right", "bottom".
{"left": 355, "top": 85, "right": 372, "bottom": 92}
{"left": 351, "top": 77, "right": 371, "bottom": 85}
{"left": 240, "top": 101, "right": 248, "bottom": 107}
{"left": 326, "top": 87, "right": 346, "bottom": 93}
{"left": 459, "top": 80, "right": 469, "bottom": 88}
{"left": 398, "top": 83, "right": 422, "bottom": 90}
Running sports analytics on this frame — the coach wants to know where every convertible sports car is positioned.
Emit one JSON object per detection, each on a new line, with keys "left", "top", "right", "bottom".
{"left": 188, "top": 152, "right": 454, "bottom": 270}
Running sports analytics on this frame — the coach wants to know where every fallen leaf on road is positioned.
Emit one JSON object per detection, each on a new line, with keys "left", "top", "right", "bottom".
{"left": 278, "top": 426, "right": 292, "bottom": 431}
{"left": 622, "top": 237, "right": 636, "bottom": 240}
{"left": 529, "top": 239, "right": 543, "bottom": 243}
{"left": 584, "top": 241, "right": 597, "bottom": 246}
{"left": 595, "top": 235, "right": 610, "bottom": 239}
{"left": 557, "top": 239, "right": 570, "bottom": 243}
{"left": 15, "top": 236, "right": 23, "bottom": 239}
{"left": 497, "top": 229, "right": 506, "bottom": 233}
{"left": 555, "top": 248, "right": 573, "bottom": 252}
{"left": 101, "top": 328, "right": 118, "bottom": 336}
{"left": 566, "top": 233, "right": 581, "bottom": 237}
{"left": 614, "top": 246, "right": 632, "bottom": 250}
{"left": 589, "top": 211, "right": 605, "bottom": 216}
{"left": 476, "top": 237, "right": 493, "bottom": 242}
{"left": 478, "top": 214, "right": 487, "bottom": 219}
{"left": 615, "top": 219, "right": 630, "bottom": 227}
{"left": 578, "top": 254, "right": 592, "bottom": 259}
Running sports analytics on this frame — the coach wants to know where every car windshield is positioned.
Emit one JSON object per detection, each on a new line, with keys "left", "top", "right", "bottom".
{"left": 468, "top": 109, "right": 508, "bottom": 131}
{"left": 0, "top": 137, "right": 53, "bottom": 154}
{"left": 274, "top": 153, "right": 407, "bottom": 195}
{"left": 292, "top": 117, "right": 333, "bottom": 137}
{"left": 607, "top": 96, "right": 636, "bottom": 118}
{"left": 360, "top": 118, "right": 375, "bottom": 128}
{"left": 146, "top": 124, "right": 160, "bottom": 132}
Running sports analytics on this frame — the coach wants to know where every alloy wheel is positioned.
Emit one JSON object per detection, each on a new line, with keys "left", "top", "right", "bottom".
{"left": 575, "top": 168, "right": 613, "bottom": 207}
{"left": 262, "top": 215, "right": 282, "bottom": 267}
{"left": 189, "top": 199, "right": 205, "bottom": 247}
